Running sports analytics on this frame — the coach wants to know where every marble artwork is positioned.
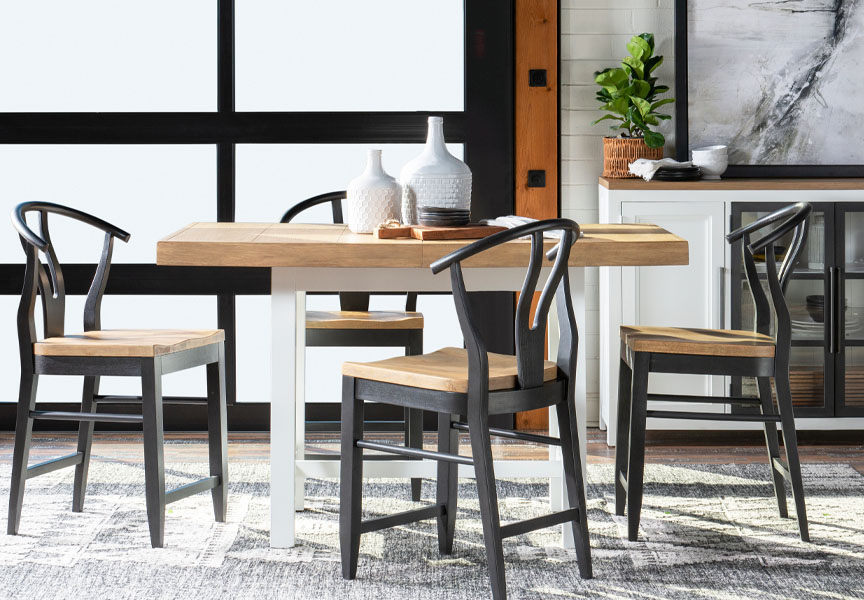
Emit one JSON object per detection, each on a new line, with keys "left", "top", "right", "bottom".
{"left": 688, "top": 0, "right": 864, "bottom": 165}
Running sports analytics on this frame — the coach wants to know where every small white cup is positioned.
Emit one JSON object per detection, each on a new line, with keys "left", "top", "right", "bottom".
{"left": 693, "top": 144, "right": 728, "bottom": 155}
{"left": 692, "top": 145, "right": 728, "bottom": 179}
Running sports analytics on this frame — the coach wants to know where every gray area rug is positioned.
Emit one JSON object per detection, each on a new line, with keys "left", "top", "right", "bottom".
{"left": 1, "top": 459, "right": 863, "bottom": 599}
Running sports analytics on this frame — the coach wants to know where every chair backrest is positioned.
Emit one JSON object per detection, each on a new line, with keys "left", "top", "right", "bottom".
{"left": 280, "top": 191, "right": 416, "bottom": 312}
{"left": 726, "top": 202, "right": 812, "bottom": 364}
{"left": 280, "top": 191, "right": 347, "bottom": 226}
{"left": 11, "top": 202, "right": 130, "bottom": 363}
{"left": 431, "top": 219, "right": 580, "bottom": 394}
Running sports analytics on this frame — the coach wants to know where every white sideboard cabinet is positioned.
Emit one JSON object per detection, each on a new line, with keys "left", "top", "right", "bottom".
{"left": 599, "top": 177, "right": 864, "bottom": 444}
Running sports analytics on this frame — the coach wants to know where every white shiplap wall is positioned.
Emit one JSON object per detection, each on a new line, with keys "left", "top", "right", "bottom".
{"left": 560, "top": 0, "right": 674, "bottom": 424}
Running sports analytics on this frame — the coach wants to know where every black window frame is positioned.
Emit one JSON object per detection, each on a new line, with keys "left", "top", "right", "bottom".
{"left": 0, "top": 1, "right": 515, "bottom": 431}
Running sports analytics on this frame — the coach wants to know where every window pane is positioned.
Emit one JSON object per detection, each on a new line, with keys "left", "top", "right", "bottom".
{"left": 235, "top": 142, "right": 466, "bottom": 404}
{"left": 236, "top": 294, "right": 463, "bottom": 405}
{"left": 0, "top": 145, "right": 216, "bottom": 264}
{"left": 236, "top": 0, "right": 464, "bottom": 111}
{"left": 235, "top": 143, "right": 464, "bottom": 222}
{"left": 0, "top": 296, "right": 216, "bottom": 404}
{"left": 0, "top": 1, "right": 216, "bottom": 111}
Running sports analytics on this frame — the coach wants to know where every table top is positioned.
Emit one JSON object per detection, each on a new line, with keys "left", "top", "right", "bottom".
{"left": 157, "top": 223, "right": 689, "bottom": 268}
{"left": 599, "top": 176, "right": 864, "bottom": 191}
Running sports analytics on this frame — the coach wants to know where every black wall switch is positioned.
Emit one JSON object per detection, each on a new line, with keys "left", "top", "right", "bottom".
{"left": 527, "top": 170, "right": 546, "bottom": 188}
{"left": 528, "top": 69, "right": 547, "bottom": 87}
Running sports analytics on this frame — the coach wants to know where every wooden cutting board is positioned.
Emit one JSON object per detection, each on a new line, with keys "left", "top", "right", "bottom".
{"left": 375, "top": 223, "right": 507, "bottom": 241}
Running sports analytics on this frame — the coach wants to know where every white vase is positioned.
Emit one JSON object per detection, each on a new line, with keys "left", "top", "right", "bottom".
{"left": 346, "top": 150, "right": 401, "bottom": 234}
{"left": 399, "top": 116, "right": 472, "bottom": 225}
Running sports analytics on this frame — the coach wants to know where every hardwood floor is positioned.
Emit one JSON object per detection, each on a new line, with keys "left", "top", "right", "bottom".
{"left": 1, "top": 429, "right": 862, "bottom": 475}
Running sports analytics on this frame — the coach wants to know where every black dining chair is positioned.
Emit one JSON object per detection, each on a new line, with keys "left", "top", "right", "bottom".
{"left": 7, "top": 202, "right": 228, "bottom": 548}
{"left": 616, "top": 202, "right": 812, "bottom": 542}
{"left": 338, "top": 219, "right": 592, "bottom": 600}
{"left": 282, "top": 191, "right": 425, "bottom": 501}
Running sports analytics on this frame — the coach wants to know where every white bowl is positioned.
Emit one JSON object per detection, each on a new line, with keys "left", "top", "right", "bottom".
{"left": 692, "top": 155, "right": 728, "bottom": 179}
{"left": 692, "top": 145, "right": 728, "bottom": 156}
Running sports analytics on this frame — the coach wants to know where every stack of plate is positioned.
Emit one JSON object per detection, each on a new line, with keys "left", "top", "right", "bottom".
{"left": 417, "top": 206, "right": 470, "bottom": 227}
{"left": 652, "top": 165, "right": 702, "bottom": 181}
{"left": 790, "top": 303, "right": 863, "bottom": 339}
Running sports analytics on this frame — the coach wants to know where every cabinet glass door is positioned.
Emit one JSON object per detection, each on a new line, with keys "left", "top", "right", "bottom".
{"left": 836, "top": 204, "right": 864, "bottom": 416}
{"left": 731, "top": 203, "right": 834, "bottom": 416}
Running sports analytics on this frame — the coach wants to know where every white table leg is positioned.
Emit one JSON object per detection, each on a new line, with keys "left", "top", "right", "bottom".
{"left": 271, "top": 268, "right": 298, "bottom": 548}
{"left": 295, "top": 292, "right": 306, "bottom": 512}
{"left": 571, "top": 267, "right": 588, "bottom": 480}
{"left": 547, "top": 268, "right": 587, "bottom": 549}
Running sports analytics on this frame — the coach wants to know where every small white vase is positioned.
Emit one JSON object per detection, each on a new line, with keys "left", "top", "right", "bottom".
{"left": 346, "top": 150, "right": 401, "bottom": 234}
{"left": 399, "top": 116, "right": 472, "bottom": 225}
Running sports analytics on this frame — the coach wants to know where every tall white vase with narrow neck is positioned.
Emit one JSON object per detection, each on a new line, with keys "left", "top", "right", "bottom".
{"left": 399, "top": 116, "right": 472, "bottom": 225}
{"left": 346, "top": 150, "right": 401, "bottom": 233}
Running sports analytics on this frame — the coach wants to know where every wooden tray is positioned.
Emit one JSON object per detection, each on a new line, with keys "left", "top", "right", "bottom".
{"left": 375, "top": 223, "right": 507, "bottom": 241}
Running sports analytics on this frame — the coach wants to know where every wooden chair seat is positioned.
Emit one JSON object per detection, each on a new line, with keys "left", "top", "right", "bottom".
{"left": 621, "top": 325, "right": 775, "bottom": 358}
{"left": 306, "top": 310, "right": 423, "bottom": 330}
{"left": 342, "top": 346, "right": 557, "bottom": 393}
{"left": 34, "top": 329, "right": 225, "bottom": 358}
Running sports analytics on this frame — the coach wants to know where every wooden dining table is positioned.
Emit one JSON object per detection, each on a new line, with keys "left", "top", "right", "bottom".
{"left": 157, "top": 222, "right": 688, "bottom": 548}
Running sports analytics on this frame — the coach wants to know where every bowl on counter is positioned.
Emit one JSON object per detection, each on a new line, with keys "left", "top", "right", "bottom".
{"left": 804, "top": 294, "right": 847, "bottom": 323}
{"left": 691, "top": 145, "right": 728, "bottom": 180}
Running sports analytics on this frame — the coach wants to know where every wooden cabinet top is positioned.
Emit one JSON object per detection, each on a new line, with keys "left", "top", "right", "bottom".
{"left": 157, "top": 223, "right": 689, "bottom": 269}
{"left": 599, "top": 177, "right": 864, "bottom": 191}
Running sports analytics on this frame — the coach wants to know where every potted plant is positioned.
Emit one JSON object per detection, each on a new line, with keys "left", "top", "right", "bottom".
{"left": 593, "top": 33, "right": 674, "bottom": 178}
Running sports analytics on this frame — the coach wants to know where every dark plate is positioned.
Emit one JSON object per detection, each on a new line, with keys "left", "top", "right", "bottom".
{"left": 418, "top": 218, "right": 470, "bottom": 227}
{"left": 653, "top": 172, "right": 702, "bottom": 181}
{"left": 655, "top": 170, "right": 701, "bottom": 177}
{"left": 656, "top": 165, "right": 700, "bottom": 172}
{"left": 417, "top": 206, "right": 470, "bottom": 214}
{"left": 417, "top": 212, "right": 469, "bottom": 218}
{"left": 418, "top": 216, "right": 470, "bottom": 223}
{"left": 418, "top": 212, "right": 470, "bottom": 218}
{"left": 655, "top": 171, "right": 701, "bottom": 177}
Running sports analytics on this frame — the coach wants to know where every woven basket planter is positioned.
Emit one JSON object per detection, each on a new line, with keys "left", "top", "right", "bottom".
{"left": 602, "top": 137, "right": 663, "bottom": 178}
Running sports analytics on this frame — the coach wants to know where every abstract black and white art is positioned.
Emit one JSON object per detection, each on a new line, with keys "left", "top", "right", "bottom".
{"left": 677, "top": 0, "right": 864, "bottom": 173}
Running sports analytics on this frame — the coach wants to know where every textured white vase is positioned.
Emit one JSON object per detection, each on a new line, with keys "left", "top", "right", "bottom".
{"left": 399, "top": 116, "right": 472, "bottom": 225}
{"left": 346, "top": 150, "right": 401, "bottom": 234}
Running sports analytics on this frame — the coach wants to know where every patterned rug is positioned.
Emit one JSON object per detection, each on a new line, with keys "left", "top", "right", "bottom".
{"left": 0, "top": 459, "right": 863, "bottom": 599}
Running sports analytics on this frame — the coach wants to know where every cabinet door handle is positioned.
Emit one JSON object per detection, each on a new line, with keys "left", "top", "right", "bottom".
{"left": 830, "top": 266, "right": 839, "bottom": 354}
{"left": 717, "top": 266, "right": 725, "bottom": 330}
{"left": 835, "top": 267, "right": 844, "bottom": 355}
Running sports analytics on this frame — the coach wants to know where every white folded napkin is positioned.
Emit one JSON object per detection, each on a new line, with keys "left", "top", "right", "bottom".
{"left": 628, "top": 158, "right": 693, "bottom": 181}
{"left": 480, "top": 215, "right": 566, "bottom": 239}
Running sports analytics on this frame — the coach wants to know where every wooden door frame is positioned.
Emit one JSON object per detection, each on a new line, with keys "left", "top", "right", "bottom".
{"left": 515, "top": 0, "right": 559, "bottom": 431}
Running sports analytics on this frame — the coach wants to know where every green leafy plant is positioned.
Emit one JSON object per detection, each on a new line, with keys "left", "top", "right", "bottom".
{"left": 593, "top": 33, "right": 674, "bottom": 148}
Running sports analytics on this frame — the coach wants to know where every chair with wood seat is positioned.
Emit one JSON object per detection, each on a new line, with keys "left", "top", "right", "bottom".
{"left": 282, "top": 191, "right": 425, "bottom": 501}
{"left": 7, "top": 202, "right": 228, "bottom": 549}
{"left": 339, "top": 219, "right": 592, "bottom": 600}
{"left": 616, "top": 202, "right": 812, "bottom": 542}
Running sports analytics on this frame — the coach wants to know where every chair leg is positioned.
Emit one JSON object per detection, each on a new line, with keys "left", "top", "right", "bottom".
{"left": 406, "top": 408, "right": 423, "bottom": 501}
{"left": 757, "top": 377, "right": 788, "bottom": 519}
{"left": 141, "top": 359, "right": 166, "bottom": 548}
{"left": 406, "top": 332, "right": 424, "bottom": 502}
{"left": 615, "top": 354, "right": 633, "bottom": 516}
{"left": 72, "top": 376, "right": 99, "bottom": 513}
{"left": 556, "top": 397, "right": 593, "bottom": 579}
{"left": 207, "top": 344, "right": 229, "bottom": 522}
{"left": 467, "top": 408, "right": 506, "bottom": 600}
{"left": 436, "top": 413, "right": 459, "bottom": 555}
{"left": 626, "top": 352, "right": 649, "bottom": 542}
{"left": 7, "top": 372, "right": 38, "bottom": 535}
{"left": 340, "top": 376, "right": 364, "bottom": 580}
{"left": 775, "top": 372, "right": 809, "bottom": 542}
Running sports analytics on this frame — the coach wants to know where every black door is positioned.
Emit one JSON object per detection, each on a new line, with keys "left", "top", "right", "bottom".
{"left": 730, "top": 202, "right": 835, "bottom": 417}
{"left": 833, "top": 203, "right": 864, "bottom": 417}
